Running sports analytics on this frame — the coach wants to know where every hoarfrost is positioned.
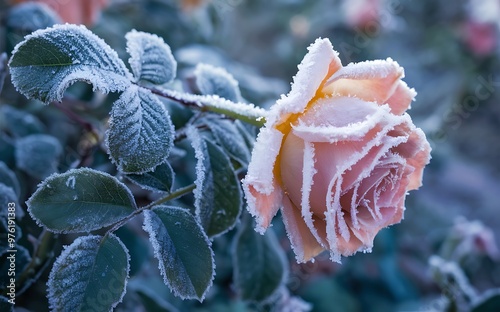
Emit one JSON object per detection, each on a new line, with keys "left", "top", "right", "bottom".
{"left": 156, "top": 87, "right": 266, "bottom": 122}
{"left": 107, "top": 85, "right": 174, "bottom": 174}
{"left": 126, "top": 30, "right": 177, "bottom": 84}
{"left": 194, "top": 63, "right": 241, "bottom": 102}
{"left": 9, "top": 24, "right": 132, "bottom": 103}
{"left": 186, "top": 126, "right": 206, "bottom": 212}
{"left": 65, "top": 176, "right": 76, "bottom": 189}
{"left": 143, "top": 206, "right": 215, "bottom": 301}
{"left": 47, "top": 234, "right": 130, "bottom": 312}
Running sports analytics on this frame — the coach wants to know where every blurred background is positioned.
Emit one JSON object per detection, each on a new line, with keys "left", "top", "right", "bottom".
{"left": 1, "top": 0, "right": 500, "bottom": 311}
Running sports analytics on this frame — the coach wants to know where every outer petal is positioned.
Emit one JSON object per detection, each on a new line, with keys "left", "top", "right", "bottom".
{"left": 243, "top": 127, "right": 284, "bottom": 233}
{"left": 266, "top": 38, "right": 342, "bottom": 127}
{"left": 385, "top": 81, "right": 417, "bottom": 115}
{"left": 323, "top": 58, "right": 408, "bottom": 113}
{"left": 281, "top": 196, "right": 325, "bottom": 263}
{"left": 405, "top": 128, "right": 432, "bottom": 190}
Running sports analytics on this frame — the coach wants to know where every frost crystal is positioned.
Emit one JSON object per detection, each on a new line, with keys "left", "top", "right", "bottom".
{"left": 194, "top": 63, "right": 241, "bottom": 102}
{"left": 107, "top": 85, "right": 174, "bottom": 174}
{"left": 126, "top": 30, "right": 177, "bottom": 84}
{"left": 9, "top": 24, "right": 132, "bottom": 103}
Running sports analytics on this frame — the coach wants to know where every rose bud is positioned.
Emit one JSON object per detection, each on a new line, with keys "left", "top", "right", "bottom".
{"left": 242, "top": 38, "right": 431, "bottom": 263}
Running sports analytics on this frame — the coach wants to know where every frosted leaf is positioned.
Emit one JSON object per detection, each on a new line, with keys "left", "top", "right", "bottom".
{"left": 107, "top": 85, "right": 174, "bottom": 174}
{"left": 127, "top": 277, "right": 180, "bottom": 312}
{"left": 187, "top": 126, "right": 242, "bottom": 238}
{"left": 0, "top": 105, "right": 45, "bottom": 137}
{"left": 430, "top": 255, "right": 477, "bottom": 306}
{"left": 0, "top": 161, "right": 21, "bottom": 197}
{"left": 126, "top": 30, "right": 177, "bottom": 85}
{"left": 202, "top": 117, "right": 251, "bottom": 165}
{"left": 232, "top": 217, "right": 287, "bottom": 302}
{"left": 15, "top": 134, "right": 62, "bottom": 179}
{"left": 9, "top": 24, "right": 132, "bottom": 103}
{"left": 27, "top": 168, "right": 137, "bottom": 233}
{"left": 6, "top": 2, "right": 60, "bottom": 33}
{"left": 0, "top": 184, "right": 19, "bottom": 229}
{"left": 143, "top": 205, "right": 215, "bottom": 301}
{"left": 47, "top": 234, "right": 130, "bottom": 312}
{"left": 194, "top": 63, "right": 241, "bottom": 102}
{"left": 125, "top": 162, "right": 175, "bottom": 193}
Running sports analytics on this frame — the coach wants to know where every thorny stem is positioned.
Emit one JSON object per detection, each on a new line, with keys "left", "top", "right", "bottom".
{"left": 105, "top": 183, "right": 197, "bottom": 236}
{"left": 148, "top": 86, "right": 267, "bottom": 127}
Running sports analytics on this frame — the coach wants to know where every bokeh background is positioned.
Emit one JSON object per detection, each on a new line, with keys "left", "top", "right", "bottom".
{"left": 1, "top": 0, "right": 500, "bottom": 311}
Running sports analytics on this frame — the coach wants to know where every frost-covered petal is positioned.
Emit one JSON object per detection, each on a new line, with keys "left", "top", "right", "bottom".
{"left": 266, "top": 38, "right": 342, "bottom": 127}
{"left": 281, "top": 196, "right": 325, "bottom": 263}
{"left": 404, "top": 128, "right": 432, "bottom": 190}
{"left": 279, "top": 137, "right": 329, "bottom": 250}
{"left": 243, "top": 180, "right": 283, "bottom": 234}
{"left": 385, "top": 81, "right": 417, "bottom": 115}
{"left": 243, "top": 123, "right": 286, "bottom": 233}
{"left": 244, "top": 127, "right": 284, "bottom": 195}
{"left": 323, "top": 58, "right": 405, "bottom": 109}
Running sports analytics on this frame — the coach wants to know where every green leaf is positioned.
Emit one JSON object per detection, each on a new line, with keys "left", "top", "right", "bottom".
{"left": 0, "top": 184, "right": 19, "bottom": 227}
{"left": 9, "top": 24, "right": 132, "bottom": 103}
{"left": 472, "top": 289, "right": 500, "bottom": 312}
{"left": 143, "top": 205, "right": 214, "bottom": 301}
{"left": 126, "top": 162, "right": 175, "bottom": 193}
{"left": 5, "top": 3, "right": 61, "bottom": 52}
{"left": 128, "top": 277, "right": 180, "bottom": 312}
{"left": 107, "top": 85, "right": 174, "bottom": 174}
{"left": 233, "top": 216, "right": 287, "bottom": 302}
{"left": 27, "top": 168, "right": 137, "bottom": 233}
{"left": 0, "top": 162, "right": 20, "bottom": 197}
{"left": 126, "top": 30, "right": 177, "bottom": 85}
{"left": 203, "top": 117, "right": 251, "bottom": 165}
{"left": 188, "top": 127, "right": 242, "bottom": 238}
{"left": 47, "top": 234, "right": 130, "bottom": 311}
{"left": 0, "top": 105, "right": 45, "bottom": 138}
{"left": 6, "top": 3, "right": 60, "bottom": 34}
{"left": 115, "top": 227, "right": 149, "bottom": 276}
{"left": 194, "top": 63, "right": 241, "bottom": 102}
{"left": 15, "top": 134, "right": 62, "bottom": 179}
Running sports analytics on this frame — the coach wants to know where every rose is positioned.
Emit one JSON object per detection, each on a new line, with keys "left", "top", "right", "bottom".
{"left": 11, "top": 0, "right": 108, "bottom": 26}
{"left": 242, "top": 38, "right": 431, "bottom": 263}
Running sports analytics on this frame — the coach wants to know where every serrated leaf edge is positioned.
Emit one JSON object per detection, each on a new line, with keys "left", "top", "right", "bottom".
{"left": 47, "top": 234, "right": 130, "bottom": 312}
{"left": 143, "top": 206, "right": 215, "bottom": 302}
{"left": 8, "top": 24, "right": 133, "bottom": 103}
{"left": 26, "top": 168, "right": 137, "bottom": 233}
